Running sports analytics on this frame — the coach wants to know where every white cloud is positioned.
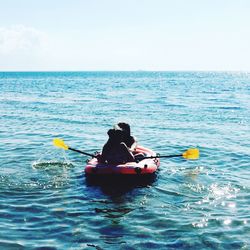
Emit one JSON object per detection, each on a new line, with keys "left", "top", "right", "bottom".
{"left": 0, "top": 25, "right": 48, "bottom": 55}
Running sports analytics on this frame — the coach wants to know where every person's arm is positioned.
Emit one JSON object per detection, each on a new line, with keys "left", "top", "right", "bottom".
{"left": 130, "top": 136, "right": 137, "bottom": 152}
{"left": 96, "top": 143, "right": 109, "bottom": 163}
{"left": 120, "top": 142, "right": 135, "bottom": 162}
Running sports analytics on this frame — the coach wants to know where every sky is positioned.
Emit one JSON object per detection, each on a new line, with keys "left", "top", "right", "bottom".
{"left": 0, "top": 0, "right": 250, "bottom": 71}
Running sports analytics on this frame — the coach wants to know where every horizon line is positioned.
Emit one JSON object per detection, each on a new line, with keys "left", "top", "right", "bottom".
{"left": 0, "top": 70, "right": 249, "bottom": 73}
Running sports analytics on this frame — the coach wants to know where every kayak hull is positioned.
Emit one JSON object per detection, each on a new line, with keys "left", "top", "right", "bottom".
{"left": 85, "top": 146, "right": 160, "bottom": 176}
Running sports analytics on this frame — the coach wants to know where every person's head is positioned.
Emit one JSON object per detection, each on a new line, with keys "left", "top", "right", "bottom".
{"left": 117, "top": 122, "right": 131, "bottom": 136}
{"left": 107, "top": 128, "right": 124, "bottom": 144}
{"left": 107, "top": 129, "right": 115, "bottom": 138}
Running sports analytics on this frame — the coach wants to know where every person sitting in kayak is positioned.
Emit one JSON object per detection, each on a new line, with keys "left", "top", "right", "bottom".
{"left": 98, "top": 127, "right": 135, "bottom": 164}
{"left": 116, "top": 122, "right": 148, "bottom": 162}
{"left": 116, "top": 122, "right": 137, "bottom": 152}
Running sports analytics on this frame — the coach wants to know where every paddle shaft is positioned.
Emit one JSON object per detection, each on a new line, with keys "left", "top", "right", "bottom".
{"left": 142, "top": 154, "right": 182, "bottom": 159}
{"left": 69, "top": 147, "right": 95, "bottom": 157}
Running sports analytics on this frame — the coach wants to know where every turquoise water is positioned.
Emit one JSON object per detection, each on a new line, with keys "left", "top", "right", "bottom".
{"left": 0, "top": 71, "right": 249, "bottom": 249}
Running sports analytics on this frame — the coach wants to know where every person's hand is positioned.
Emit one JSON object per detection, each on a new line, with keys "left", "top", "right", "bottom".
{"left": 95, "top": 153, "right": 103, "bottom": 162}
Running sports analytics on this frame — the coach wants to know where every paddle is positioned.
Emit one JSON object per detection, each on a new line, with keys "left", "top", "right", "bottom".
{"left": 53, "top": 138, "right": 199, "bottom": 161}
{"left": 53, "top": 138, "right": 95, "bottom": 157}
{"left": 140, "top": 148, "right": 199, "bottom": 160}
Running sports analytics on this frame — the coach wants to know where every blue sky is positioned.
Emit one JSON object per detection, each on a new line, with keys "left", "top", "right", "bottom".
{"left": 0, "top": 0, "right": 250, "bottom": 71}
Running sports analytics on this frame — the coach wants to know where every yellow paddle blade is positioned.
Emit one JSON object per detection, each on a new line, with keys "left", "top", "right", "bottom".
{"left": 182, "top": 148, "right": 199, "bottom": 160}
{"left": 53, "top": 138, "right": 69, "bottom": 150}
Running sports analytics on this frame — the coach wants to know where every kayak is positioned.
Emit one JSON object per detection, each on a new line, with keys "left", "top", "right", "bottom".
{"left": 85, "top": 146, "right": 160, "bottom": 176}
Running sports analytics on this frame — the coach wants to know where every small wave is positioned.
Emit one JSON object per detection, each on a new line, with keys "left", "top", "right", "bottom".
{"left": 0, "top": 241, "right": 25, "bottom": 250}
{"left": 212, "top": 106, "right": 243, "bottom": 110}
{"left": 95, "top": 207, "right": 133, "bottom": 218}
{"left": 32, "top": 160, "right": 74, "bottom": 169}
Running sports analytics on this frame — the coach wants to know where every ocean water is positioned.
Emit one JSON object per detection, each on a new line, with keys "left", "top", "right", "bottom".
{"left": 0, "top": 71, "right": 249, "bottom": 249}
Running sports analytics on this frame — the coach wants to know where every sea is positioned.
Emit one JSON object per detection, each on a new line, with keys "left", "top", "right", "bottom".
{"left": 0, "top": 71, "right": 249, "bottom": 249}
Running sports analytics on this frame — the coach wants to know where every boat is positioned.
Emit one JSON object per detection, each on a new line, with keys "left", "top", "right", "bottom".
{"left": 85, "top": 146, "right": 160, "bottom": 176}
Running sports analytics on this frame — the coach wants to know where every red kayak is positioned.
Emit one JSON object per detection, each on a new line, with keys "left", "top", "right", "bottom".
{"left": 85, "top": 146, "right": 160, "bottom": 175}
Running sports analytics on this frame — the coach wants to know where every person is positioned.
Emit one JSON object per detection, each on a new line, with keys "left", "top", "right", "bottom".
{"left": 116, "top": 122, "right": 137, "bottom": 152}
{"left": 98, "top": 126, "right": 135, "bottom": 164}
{"left": 116, "top": 122, "right": 147, "bottom": 162}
